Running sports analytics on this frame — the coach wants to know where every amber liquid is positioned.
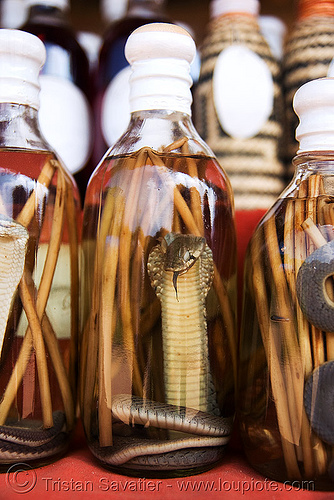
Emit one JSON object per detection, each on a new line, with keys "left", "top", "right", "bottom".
{"left": 239, "top": 193, "right": 334, "bottom": 489}
{"left": 0, "top": 149, "right": 80, "bottom": 467}
{"left": 80, "top": 150, "right": 237, "bottom": 477}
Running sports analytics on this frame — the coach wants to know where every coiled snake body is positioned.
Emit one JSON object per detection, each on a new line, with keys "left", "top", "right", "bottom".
{"left": 297, "top": 239, "right": 334, "bottom": 333}
{"left": 0, "top": 412, "right": 66, "bottom": 463}
{"left": 93, "top": 233, "right": 232, "bottom": 470}
{"left": 297, "top": 238, "right": 334, "bottom": 479}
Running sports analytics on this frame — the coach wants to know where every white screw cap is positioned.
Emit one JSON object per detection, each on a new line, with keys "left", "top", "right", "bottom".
{"left": 0, "top": 29, "right": 46, "bottom": 109}
{"left": 125, "top": 23, "right": 196, "bottom": 115}
{"left": 294, "top": 78, "right": 334, "bottom": 153}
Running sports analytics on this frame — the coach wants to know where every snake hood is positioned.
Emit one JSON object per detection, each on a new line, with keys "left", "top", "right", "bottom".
{"left": 148, "top": 232, "right": 214, "bottom": 301}
{"left": 161, "top": 233, "right": 207, "bottom": 295}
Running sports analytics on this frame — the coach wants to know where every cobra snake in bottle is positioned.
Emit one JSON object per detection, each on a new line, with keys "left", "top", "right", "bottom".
{"left": 92, "top": 233, "right": 232, "bottom": 470}
{"left": 0, "top": 224, "right": 231, "bottom": 467}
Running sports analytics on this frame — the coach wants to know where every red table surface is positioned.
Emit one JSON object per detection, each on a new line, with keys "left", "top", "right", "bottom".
{"left": 0, "top": 421, "right": 333, "bottom": 500}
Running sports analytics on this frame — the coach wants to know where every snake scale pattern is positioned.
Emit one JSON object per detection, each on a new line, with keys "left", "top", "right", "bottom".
{"left": 296, "top": 239, "right": 334, "bottom": 333}
{"left": 0, "top": 412, "right": 66, "bottom": 463}
{"left": 0, "top": 216, "right": 28, "bottom": 355}
{"left": 297, "top": 237, "right": 334, "bottom": 480}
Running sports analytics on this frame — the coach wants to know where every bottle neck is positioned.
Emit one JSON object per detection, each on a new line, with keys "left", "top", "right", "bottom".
{"left": 129, "top": 58, "right": 193, "bottom": 116}
{"left": 111, "top": 109, "right": 212, "bottom": 156}
{"left": 294, "top": 151, "right": 334, "bottom": 167}
{"left": 0, "top": 103, "right": 49, "bottom": 151}
{"left": 298, "top": 0, "right": 334, "bottom": 19}
{"left": 288, "top": 151, "right": 334, "bottom": 200}
{"left": 26, "top": 4, "right": 68, "bottom": 25}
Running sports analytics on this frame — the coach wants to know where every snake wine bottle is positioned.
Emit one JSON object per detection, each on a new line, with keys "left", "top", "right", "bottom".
{"left": 80, "top": 23, "right": 237, "bottom": 477}
{"left": 239, "top": 76, "right": 334, "bottom": 488}
{"left": 0, "top": 29, "right": 80, "bottom": 468}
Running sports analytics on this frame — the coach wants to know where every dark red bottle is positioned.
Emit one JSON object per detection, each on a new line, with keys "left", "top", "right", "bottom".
{"left": 20, "top": 0, "right": 93, "bottom": 201}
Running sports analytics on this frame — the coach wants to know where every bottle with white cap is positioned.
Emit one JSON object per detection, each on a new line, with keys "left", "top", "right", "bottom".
{"left": 80, "top": 22, "right": 237, "bottom": 477}
{"left": 20, "top": 0, "right": 93, "bottom": 201}
{"left": 238, "top": 76, "right": 334, "bottom": 487}
{"left": 0, "top": 29, "right": 80, "bottom": 468}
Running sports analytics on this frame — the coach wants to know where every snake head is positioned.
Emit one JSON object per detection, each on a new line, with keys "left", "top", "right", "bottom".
{"left": 161, "top": 233, "right": 206, "bottom": 297}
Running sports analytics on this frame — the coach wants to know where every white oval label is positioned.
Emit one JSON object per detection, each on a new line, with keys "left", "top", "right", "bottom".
{"left": 213, "top": 45, "right": 274, "bottom": 139}
{"left": 39, "top": 75, "right": 93, "bottom": 174}
{"left": 101, "top": 65, "right": 132, "bottom": 147}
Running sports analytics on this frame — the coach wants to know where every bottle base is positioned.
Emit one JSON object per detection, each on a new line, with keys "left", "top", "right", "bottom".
{"left": 0, "top": 441, "right": 69, "bottom": 472}
{"left": 89, "top": 441, "right": 227, "bottom": 478}
{"left": 244, "top": 454, "right": 334, "bottom": 492}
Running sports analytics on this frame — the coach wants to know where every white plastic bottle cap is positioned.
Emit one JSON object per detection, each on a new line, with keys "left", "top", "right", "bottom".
{"left": 125, "top": 23, "right": 196, "bottom": 115}
{"left": 210, "top": 0, "right": 260, "bottom": 19}
{"left": 25, "top": 0, "right": 69, "bottom": 11}
{"left": 294, "top": 78, "right": 334, "bottom": 152}
{"left": 0, "top": 29, "right": 46, "bottom": 109}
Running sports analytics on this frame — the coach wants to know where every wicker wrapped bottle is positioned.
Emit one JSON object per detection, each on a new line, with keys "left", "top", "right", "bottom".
{"left": 0, "top": 29, "right": 80, "bottom": 468}
{"left": 239, "top": 76, "right": 334, "bottom": 488}
{"left": 80, "top": 23, "right": 237, "bottom": 478}
{"left": 194, "top": 0, "right": 286, "bottom": 315}
{"left": 283, "top": 0, "right": 334, "bottom": 175}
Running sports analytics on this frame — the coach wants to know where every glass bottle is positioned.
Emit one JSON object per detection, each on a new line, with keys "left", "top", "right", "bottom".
{"left": 93, "top": 0, "right": 168, "bottom": 168}
{"left": 0, "top": 29, "right": 80, "bottom": 468}
{"left": 20, "top": 0, "right": 93, "bottom": 201}
{"left": 194, "top": 0, "right": 286, "bottom": 321}
{"left": 80, "top": 23, "right": 237, "bottom": 478}
{"left": 239, "top": 76, "right": 334, "bottom": 488}
{"left": 283, "top": 0, "right": 334, "bottom": 174}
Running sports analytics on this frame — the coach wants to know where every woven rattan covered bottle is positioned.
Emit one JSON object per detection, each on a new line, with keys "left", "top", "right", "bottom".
{"left": 238, "top": 76, "right": 334, "bottom": 487}
{"left": 283, "top": 0, "right": 334, "bottom": 174}
{"left": 80, "top": 23, "right": 237, "bottom": 477}
{"left": 194, "top": 0, "right": 286, "bottom": 313}
{"left": 0, "top": 29, "right": 80, "bottom": 468}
